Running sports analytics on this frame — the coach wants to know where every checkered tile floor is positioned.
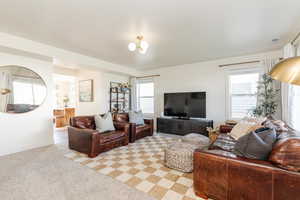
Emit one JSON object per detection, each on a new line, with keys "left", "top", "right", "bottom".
{"left": 65, "top": 135, "right": 205, "bottom": 200}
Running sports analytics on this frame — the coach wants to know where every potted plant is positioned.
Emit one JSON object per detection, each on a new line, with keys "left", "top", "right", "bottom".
{"left": 251, "top": 73, "right": 280, "bottom": 118}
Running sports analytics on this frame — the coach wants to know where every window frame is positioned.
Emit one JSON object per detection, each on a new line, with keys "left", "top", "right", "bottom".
{"left": 136, "top": 79, "right": 154, "bottom": 114}
{"left": 226, "top": 67, "right": 263, "bottom": 120}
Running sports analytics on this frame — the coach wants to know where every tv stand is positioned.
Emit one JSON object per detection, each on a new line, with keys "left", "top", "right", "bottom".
{"left": 172, "top": 117, "right": 190, "bottom": 120}
{"left": 157, "top": 117, "right": 213, "bottom": 136}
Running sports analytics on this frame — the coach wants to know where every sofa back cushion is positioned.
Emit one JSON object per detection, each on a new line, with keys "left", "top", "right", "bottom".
{"left": 234, "top": 128, "right": 277, "bottom": 160}
{"left": 269, "top": 137, "right": 300, "bottom": 172}
{"left": 113, "top": 113, "right": 129, "bottom": 123}
{"left": 70, "top": 116, "right": 96, "bottom": 129}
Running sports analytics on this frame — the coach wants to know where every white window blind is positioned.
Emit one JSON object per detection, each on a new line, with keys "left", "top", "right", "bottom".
{"left": 13, "top": 79, "right": 46, "bottom": 105}
{"left": 288, "top": 45, "right": 300, "bottom": 131}
{"left": 289, "top": 85, "right": 300, "bottom": 131}
{"left": 136, "top": 79, "right": 154, "bottom": 114}
{"left": 228, "top": 72, "right": 260, "bottom": 119}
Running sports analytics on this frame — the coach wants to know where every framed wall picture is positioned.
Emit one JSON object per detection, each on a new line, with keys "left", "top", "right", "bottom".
{"left": 79, "top": 79, "right": 94, "bottom": 102}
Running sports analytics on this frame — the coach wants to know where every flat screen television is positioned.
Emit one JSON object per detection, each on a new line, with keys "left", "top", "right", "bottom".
{"left": 164, "top": 92, "right": 206, "bottom": 118}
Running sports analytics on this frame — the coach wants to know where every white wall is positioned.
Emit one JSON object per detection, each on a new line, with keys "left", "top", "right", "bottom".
{"left": 53, "top": 66, "right": 130, "bottom": 116}
{"left": 144, "top": 50, "right": 282, "bottom": 127}
{"left": 76, "top": 69, "right": 129, "bottom": 115}
{"left": 0, "top": 52, "right": 54, "bottom": 156}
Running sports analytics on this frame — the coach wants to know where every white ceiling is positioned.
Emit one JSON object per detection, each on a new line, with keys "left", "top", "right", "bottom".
{"left": 1, "top": 0, "right": 300, "bottom": 69}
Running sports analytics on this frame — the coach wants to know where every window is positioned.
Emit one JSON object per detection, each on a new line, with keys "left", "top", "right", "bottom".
{"left": 13, "top": 79, "right": 46, "bottom": 105}
{"left": 228, "top": 71, "right": 260, "bottom": 119}
{"left": 136, "top": 80, "right": 154, "bottom": 114}
{"left": 287, "top": 44, "right": 300, "bottom": 131}
{"left": 289, "top": 85, "right": 300, "bottom": 131}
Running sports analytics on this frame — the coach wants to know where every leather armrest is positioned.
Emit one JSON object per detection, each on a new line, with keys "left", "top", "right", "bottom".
{"left": 144, "top": 118, "right": 154, "bottom": 137}
{"left": 144, "top": 118, "right": 154, "bottom": 126}
{"left": 68, "top": 126, "right": 98, "bottom": 135}
{"left": 195, "top": 149, "right": 274, "bottom": 168}
{"left": 68, "top": 126, "right": 99, "bottom": 157}
{"left": 196, "top": 149, "right": 237, "bottom": 159}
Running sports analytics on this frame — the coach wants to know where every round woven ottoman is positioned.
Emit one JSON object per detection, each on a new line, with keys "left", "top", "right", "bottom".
{"left": 182, "top": 133, "right": 210, "bottom": 148}
{"left": 164, "top": 142, "right": 198, "bottom": 173}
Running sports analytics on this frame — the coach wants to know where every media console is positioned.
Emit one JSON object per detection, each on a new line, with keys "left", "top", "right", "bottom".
{"left": 157, "top": 117, "right": 213, "bottom": 136}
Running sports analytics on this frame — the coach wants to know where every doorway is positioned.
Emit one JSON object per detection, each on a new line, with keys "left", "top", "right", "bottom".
{"left": 53, "top": 74, "right": 76, "bottom": 144}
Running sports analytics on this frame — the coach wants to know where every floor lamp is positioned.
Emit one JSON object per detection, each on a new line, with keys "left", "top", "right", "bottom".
{"left": 270, "top": 56, "right": 300, "bottom": 85}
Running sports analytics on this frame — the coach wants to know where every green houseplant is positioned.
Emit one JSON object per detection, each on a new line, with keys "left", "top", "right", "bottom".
{"left": 252, "top": 73, "right": 280, "bottom": 118}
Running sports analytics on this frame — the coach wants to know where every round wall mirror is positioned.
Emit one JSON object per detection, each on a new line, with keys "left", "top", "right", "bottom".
{"left": 0, "top": 66, "right": 47, "bottom": 114}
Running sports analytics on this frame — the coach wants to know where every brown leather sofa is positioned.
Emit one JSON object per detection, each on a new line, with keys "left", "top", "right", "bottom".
{"left": 113, "top": 113, "right": 154, "bottom": 143}
{"left": 68, "top": 115, "right": 130, "bottom": 158}
{"left": 194, "top": 131, "right": 300, "bottom": 200}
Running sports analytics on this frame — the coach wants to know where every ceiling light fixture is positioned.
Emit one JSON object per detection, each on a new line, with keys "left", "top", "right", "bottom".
{"left": 128, "top": 36, "right": 149, "bottom": 54}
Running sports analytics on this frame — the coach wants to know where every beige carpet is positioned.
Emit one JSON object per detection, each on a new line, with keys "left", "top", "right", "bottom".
{"left": 0, "top": 144, "right": 155, "bottom": 200}
{"left": 65, "top": 135, "right": 204, "bottom": 200}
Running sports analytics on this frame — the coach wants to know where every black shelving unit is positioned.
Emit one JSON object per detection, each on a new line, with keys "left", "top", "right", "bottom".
{"left": 109, "top": 82, "right": 131, "bottom": 113}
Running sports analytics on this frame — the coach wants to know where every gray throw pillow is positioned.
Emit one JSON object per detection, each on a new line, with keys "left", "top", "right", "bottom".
{"left": 234, "top": 127, "right": 276, "bottom": 160}
{"left": 129, "top": 111, "right": 144, "bottom": 125}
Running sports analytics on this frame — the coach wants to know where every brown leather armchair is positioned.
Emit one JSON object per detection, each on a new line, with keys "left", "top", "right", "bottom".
{"left": 113, "top": 113, "right": 154, "bottom": 143}
{"left": 193, "top": 131, "right": 300, "bottom": 200}
{"left": 68, "top": 115, "right": 130, "bottom": 158}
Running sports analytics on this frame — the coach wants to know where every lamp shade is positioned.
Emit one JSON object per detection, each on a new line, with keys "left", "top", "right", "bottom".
{"left": 269, "top": 56, "right": 300, "bottom": 85}
{"left": 128, "top": 43, "right": 136, "bottom": 51}
{"left": 0, "top": 88, "right": 11, "bottom": 95}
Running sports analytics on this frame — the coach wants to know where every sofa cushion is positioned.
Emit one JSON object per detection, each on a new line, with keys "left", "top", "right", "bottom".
{"left": 71, "top": 116, "right": 96, "bottom": 129}
{"left": 99, "top": 131, "right": 126, "bottom": 144}
{"left": 114, "top": 113, "right": 129, "bottom": 123}
{"left": 264, "top": 119, "right": 289, "bottom": 133}
{"left": 129, "top": 110, "right": 145, "bottom": 125}
{"left": 269, "top": 137, "right": 300, "bottom": 172}
{"left": 234, "top": 127, "right": 277, "bottom": 160}
{"left": 95, "top": 113, "right": 115, "bottom": 133}
{"left": 229, "top": 121, "right": 262, "bottom": 140}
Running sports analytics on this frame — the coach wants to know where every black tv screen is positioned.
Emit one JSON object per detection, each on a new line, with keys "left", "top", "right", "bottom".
{"left": 164, "top": 92, "right": 206, "bottom": 118}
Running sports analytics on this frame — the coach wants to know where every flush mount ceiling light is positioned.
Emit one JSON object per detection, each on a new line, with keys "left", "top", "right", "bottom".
{"left": 128, "top": 36, "right": 149, "bottom": 54}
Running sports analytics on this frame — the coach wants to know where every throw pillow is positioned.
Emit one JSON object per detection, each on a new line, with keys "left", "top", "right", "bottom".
{"left": 209, "top": 134, "right": 237, "bottom": 152}
{"left": 264, "top": 120, "right": 289, "bottom": 133}
{"left": 229, "top": 121, "right": 262, "bottom": 140}
{"left": 94, "top": 112, "right": 115, "bottom": 133}
{"left": 129, "top": 110, "right": 145, "bottom": 125}
{"left": 234, "top": 127, "right": 277, "bottom": 160}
